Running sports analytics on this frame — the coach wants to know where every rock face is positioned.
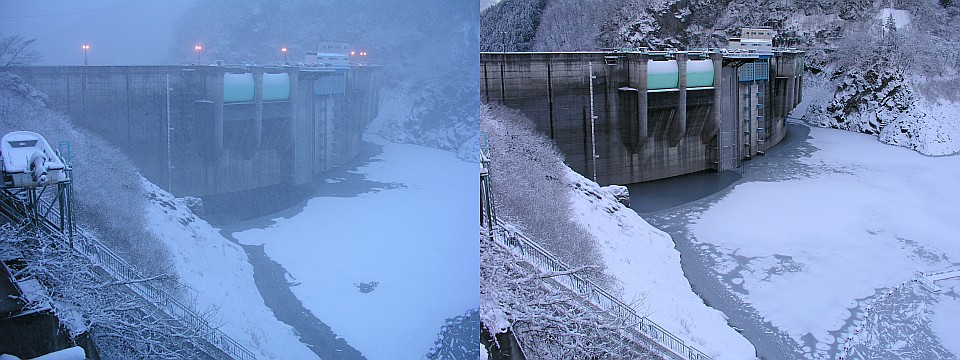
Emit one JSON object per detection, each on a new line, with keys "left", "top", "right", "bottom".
{"left": 811, "top": 59, "right": 914, "bottom": 136}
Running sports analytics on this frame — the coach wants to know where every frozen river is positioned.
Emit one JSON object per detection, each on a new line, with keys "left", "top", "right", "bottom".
{"left": 630, "top": 122, "right": 960, "bottom": 359}
{"left": 228, "top": 134, "right": 478, "bottom": 360}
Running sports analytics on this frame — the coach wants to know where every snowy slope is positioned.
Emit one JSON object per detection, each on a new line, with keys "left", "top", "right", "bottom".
{"left": 566, "top": 168, "right": 756, "bottom": 360}
{"left": 142, "top": 179, "right": 317, "bottom": 360}
{"left": 931, "top": 293, "right": 960, "bottom": 357}
{"left": 691, "top": 126, "right": 960, "bottom": 357}
{"left": 232, "top": 134, "right": 478, "bottom": 360}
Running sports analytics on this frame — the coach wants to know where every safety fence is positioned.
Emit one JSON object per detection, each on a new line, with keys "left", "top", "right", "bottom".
{"left": 0, "top": 189, "right": 257, "bottom": 360}
{"left": 491, "top": 219, "right": 712, "bottom": 360}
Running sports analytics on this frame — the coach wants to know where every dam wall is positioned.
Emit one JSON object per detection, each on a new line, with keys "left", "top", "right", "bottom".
{"left": 9, "top": 65, "right": 381, "bottom": 197}
{"left": 480, "top": 50, "right": 803, "bottom": 185}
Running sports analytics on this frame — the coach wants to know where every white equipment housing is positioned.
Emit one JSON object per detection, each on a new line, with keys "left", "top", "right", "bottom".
{"left": 1, "top": 131, "right": 68, "bottom": 188}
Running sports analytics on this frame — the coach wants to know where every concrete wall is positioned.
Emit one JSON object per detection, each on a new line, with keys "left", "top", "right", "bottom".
{"left": 9, "top": 65, "right": 381, "bottom": 198}
{"left": 480, "top": 50, "right": 803, "bottom": 185}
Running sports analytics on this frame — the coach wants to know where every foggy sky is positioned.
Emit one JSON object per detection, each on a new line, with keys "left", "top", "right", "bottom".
{"left": 0, "top": 0, "right": 195, "bottom": 65}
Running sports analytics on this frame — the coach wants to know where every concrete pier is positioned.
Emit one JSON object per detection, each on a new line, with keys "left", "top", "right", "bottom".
{"left": 480, "top": 50, "right": 804, "bottom": 185}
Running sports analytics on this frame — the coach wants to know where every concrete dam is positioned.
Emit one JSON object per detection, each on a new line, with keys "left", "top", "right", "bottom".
{"left": 9, "top": 65, "right": 381, "bottom": 198}
{"left": 480, "top": 50, "right": 804, "bottom": 185}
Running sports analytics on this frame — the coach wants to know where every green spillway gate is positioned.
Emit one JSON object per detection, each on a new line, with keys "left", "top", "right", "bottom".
{"left": 223, "top": 73, "right": 255, "bottom": 103}
{"left": 647, "top": 59, "right": 716, "bottom": 91}
{"left": 262, "top": 73, "right": 291, "bottom": 101}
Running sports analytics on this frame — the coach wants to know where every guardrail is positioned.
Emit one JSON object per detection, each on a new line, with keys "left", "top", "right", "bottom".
{"left": 0, "top": 188, "right": 257, "bottom": 360}
{"left": 491, "top": 219, "right": 712, "bottom": 360}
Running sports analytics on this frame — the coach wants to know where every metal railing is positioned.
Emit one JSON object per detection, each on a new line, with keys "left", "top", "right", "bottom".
{"left": 0, "top": 189, "right": 257, "bottom": 360}
{"left": 491, "top": 219, "right": 712, "bottom": 360}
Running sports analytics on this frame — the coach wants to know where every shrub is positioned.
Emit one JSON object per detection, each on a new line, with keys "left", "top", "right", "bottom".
{"left": 480, "top": 103, "right": 604, "bottom": 272}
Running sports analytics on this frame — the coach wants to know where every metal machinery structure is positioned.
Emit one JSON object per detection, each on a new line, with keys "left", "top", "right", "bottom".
{"left": 0, "top": 131, "right": 255, "bottom": 360}
{"left": 480, "top": 132, "right": 495, "bottom": 236}
{"left": 0, "top": 131, "right": 75, "bottom": 238}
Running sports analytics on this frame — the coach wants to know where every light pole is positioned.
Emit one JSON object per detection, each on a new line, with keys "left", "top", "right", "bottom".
{"left": 81, "top": 44, "right": 89, "bottom": 66}
{"left": 359, "top": 51, "right": 366, "bottom": 65}
{"left": 281, "top": 47, "right": 288, "bottom": 64}
{"left": 194, "top": 44, "right": 203, "bottom": 65}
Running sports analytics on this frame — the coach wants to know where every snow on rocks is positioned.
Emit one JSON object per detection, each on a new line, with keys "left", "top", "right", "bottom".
{"left": 566, "top": 168, "right": 757, "bottom": 360}
{"left": 141, "top": 179, "right": 317, "bottom": 360}
{"left": 879, "top": 98, "right": 960, "bottom": 156}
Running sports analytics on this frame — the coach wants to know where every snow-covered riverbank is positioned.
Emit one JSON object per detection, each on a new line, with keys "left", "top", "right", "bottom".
{"left": 144, "top": 180, "right": 317, "bottom": 360}
{"left": 566, "top": 169, "right": 757, "bottom": 360}
{"left": 232, "top": 134, "right": 478, "bottom": 360}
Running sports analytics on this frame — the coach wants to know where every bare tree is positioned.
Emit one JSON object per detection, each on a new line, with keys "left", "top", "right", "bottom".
{"left": 0, "top": 34, "right": 42, "bottom": 68}
{"left": 481, "top": 104, "right": 607, "bottom": 279}
{"left": 480, "top": 231, "right": 646, "bottom": 359}
{"left": 0, "top": 225, "right": 214, "bottom": 359}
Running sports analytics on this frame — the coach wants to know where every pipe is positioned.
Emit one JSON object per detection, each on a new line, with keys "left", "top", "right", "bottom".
{"left": 703, "top": 53, "right": 722, "bottom": 144}
{"left": 669, "top": 53, "right": 688, "bottom": 146}
{"left": 637, "top": 54, "right": 649, "bottom": 149}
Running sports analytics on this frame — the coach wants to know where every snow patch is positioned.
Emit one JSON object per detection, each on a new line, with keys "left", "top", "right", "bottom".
{"left": 142, "top": 179, "right": 317, "bottom": 360}
{"left": 931, "top": 299, "right": 960, "bottom": 357}
{"left": 877, "top": 8, "right": 911, "bottom": 29}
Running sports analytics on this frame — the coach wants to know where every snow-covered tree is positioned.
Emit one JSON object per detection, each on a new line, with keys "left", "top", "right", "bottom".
{"left": 480, "top": 104, "right": 606, "bottom": 276}
{"left": 479, "top": 228, "right": 645, "bottom": 359}
{"left": 0, "top": 225, "right": 212, "bottom": 359}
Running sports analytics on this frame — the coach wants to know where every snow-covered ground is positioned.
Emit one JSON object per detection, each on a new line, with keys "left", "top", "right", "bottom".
{"left": 480, "top": 0, "right": 500, "bottom": 11}
{"left": 877, "top": 8, "right": 911, "bottom": 28}
{"left": 931, "top": 286, "right": 960, "bottom": 356}
{"left": 142, "top": 179, "right": 317, "bottom": 360}
{"left": 232, "top": 134, "right": 478, "bottom": 360}
{"left": 566, "top": 169, "right": 756, "bottom": 360}
{"left": 690, "top": 125, "right": 960, "bottom": 358}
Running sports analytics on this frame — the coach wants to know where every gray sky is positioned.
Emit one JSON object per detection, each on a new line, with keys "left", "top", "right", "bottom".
{"left": 0, "top": 0, "right": 196, "bottom": 65}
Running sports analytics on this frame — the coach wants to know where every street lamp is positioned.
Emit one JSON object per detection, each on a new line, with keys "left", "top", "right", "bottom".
{"left": 281, "top": 47, "right": 288, "bottom": 64}
{"left": 81, "top": 44, "right": 90, "bottom": 66}
{"left": 194, "top": 44, "right": 203, "bottom": 65}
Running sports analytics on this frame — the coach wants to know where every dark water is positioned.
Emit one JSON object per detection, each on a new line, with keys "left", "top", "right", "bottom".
{"left": 202, "top": 141, "right": 403, "bottom": 226}
{"left": 627, "top": 170, "right": 741, "bottom": 214}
